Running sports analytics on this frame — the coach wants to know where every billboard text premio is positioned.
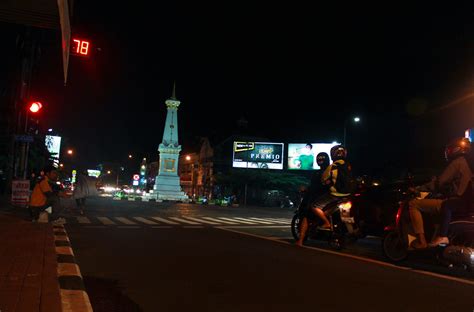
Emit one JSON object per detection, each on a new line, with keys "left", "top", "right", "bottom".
{"left": 233, "top": 142, "right": 284, "bottom": 170}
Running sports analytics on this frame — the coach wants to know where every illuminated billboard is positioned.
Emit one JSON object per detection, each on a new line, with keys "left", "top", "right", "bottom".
{"left": 288, "top": 143, "right": 340, "bottom": 170}
{"left": 45, "top": 135, "right": 62, "bottom": 168}
{"left": 233, "top": 142, "right": 284, "bottom": 170}
{"left": 87, "top": 169, "right": 101, "bottom": 178}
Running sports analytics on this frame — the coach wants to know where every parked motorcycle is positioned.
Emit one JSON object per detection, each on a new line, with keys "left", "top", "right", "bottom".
{"left": 382, "top": 189, "right": 474, "bottom": 271}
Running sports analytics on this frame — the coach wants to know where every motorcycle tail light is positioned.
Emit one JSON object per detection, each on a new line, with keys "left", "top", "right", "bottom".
{"left": 396, "top": 208, "right": 402, "bottom": 226}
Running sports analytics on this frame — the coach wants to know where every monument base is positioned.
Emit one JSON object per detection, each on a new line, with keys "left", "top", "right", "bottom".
{"left": 153, "top": 175, "right": 189, "bottom": 202}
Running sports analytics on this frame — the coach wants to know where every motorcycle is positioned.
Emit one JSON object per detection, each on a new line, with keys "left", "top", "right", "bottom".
{"left": 382, "top": 189, "right": 474, "bottom": 271}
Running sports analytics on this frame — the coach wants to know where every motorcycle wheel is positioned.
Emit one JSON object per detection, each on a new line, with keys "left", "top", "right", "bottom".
{"left": 291, "top": 214, "right": 307, "bottom": 242}
{"left": 382, "top": 231, "right": 408, "bottom": 262}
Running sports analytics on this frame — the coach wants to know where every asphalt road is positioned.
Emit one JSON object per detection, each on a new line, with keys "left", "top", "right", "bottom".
{"left": 63, "top": 197, "right": 474, "bottom": 311}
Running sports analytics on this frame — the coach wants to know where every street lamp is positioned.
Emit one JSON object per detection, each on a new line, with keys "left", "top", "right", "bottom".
{"left": 128, "top": 154, "right": 133, "bottom": 159}
{"left": 67, "top": 149, "right": 73, "bottom": 155}
{"left": 343, "top": 116, "right": 361, "bottom": 147}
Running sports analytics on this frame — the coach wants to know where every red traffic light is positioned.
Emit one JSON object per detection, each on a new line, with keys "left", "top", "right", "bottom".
{"left": 29, "top": 102, "right": 43, "bottom": 113}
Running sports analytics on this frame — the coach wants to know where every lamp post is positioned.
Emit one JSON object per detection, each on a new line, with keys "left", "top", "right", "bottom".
{"left": 343, "top": 116, "right": 361, "bottom": 147}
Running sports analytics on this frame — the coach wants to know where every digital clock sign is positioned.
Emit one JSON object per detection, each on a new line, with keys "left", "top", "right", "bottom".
{"left": 71, "top": 39, "right": 90, "bottom": 56}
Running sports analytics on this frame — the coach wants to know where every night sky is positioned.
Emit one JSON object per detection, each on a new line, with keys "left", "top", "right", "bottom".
{"left": 25, "top": 2, "right": 474, "bottom": 173}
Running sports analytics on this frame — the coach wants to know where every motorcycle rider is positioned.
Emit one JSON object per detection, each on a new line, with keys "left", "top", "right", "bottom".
{"left": 409, "top": 137, "right": 474, "bottom": 249}
{"left": 295, "top": 152, "right": 330, "bottom": 247}
{"left": 296, "top": 145, "right": 353, "bottom": 246}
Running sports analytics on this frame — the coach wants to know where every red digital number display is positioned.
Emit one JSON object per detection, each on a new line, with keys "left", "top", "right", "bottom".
{"left": 71, "top": 39, "right": 90, "bottom": 56}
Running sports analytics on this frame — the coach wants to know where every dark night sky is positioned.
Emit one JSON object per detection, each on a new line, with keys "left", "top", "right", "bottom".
{"left": 24, "top": 2, "right": 474, "bottom": 173}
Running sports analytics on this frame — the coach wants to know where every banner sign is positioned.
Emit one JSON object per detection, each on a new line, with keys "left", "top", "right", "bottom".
{"left": 232, "top": 142, "right": 284, "bottom": 170}
{"left": 288, "top": 143, "right": 340, "bottom": 170}
{"left": 11, "top": 180, "right": 30, "bottom": 207}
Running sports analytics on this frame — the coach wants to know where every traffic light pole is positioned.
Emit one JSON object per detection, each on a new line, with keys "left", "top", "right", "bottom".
{"left": 22, "top": 110, "right": 30, "bottom": 179}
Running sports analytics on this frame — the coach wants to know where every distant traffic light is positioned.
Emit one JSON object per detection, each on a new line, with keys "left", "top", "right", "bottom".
{"left": 29, "top": 102, "right": 42, "bottom": 113}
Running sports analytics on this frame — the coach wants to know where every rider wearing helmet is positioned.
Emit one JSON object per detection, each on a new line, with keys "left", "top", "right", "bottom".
{"left": 296, "top": 145, "right": 354, "bottom": 247}
{"left": 296, "top": 152, "right": 331, "bottom": 246}
{"left": 409, "top": 137, "right": 474, "bottom": 248}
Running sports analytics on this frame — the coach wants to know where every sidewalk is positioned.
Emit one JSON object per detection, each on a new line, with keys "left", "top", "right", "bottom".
{"left": 0, "top": 195, "right": 92, "bottom": 312}
{"left": 0, "top": 213, "right": 62, "bottom": 312}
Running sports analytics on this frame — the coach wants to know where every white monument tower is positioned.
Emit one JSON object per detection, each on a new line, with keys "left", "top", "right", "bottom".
{"left": 152, "top": 83, "right": 188, "bottom": 201}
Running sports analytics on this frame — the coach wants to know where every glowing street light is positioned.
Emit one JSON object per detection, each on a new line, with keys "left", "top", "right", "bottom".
{"left": 128, "top": 154, "right": 133, "bottom": 159}
{"left": 343, "top": 116, "right": 361, "bottom": 147}
{"left": 67, "top": 149, "right": 73, "bottom": 155}
{"left": 107, "top": 170, "right": 112, "bottom": 174}
{"left": 185, "top": 155, "right": 191, "bottom": 161}
{"left": 59, "top": 163, "right": 64, "bottom": 168}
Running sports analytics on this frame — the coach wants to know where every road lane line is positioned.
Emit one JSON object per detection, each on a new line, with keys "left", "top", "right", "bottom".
{"left": 215, "top": 227, "right": 474, "bottom": 286}
{"left": 168, "top": 217, "right": 201, "bottom": 225}
{"left": 97, "top": 217, "right": 116, "bottom": 225}
{"left": 115, "top": 217, "right": 138, "bottom": 225}
{"left": 202, "top": 217, "right": 238, "bottom": 225}
{"left": 218, "top": 217, "right": 258, "bottom": 224}
{"left": 133, "top": 217, "right": 158, "bottom": 225}
{"left": 76, "top": 217, "right": 91, "bottom": 224}
{"left": 151, "top": 217, "right": 180, "bottom": 225}
{"left": 182, "top": 216, "right": 220, "bottom": 225}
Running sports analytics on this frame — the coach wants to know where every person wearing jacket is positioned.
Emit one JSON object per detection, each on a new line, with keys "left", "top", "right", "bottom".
{"left": 409, "top": 137, "right": 474, "bottom": 248}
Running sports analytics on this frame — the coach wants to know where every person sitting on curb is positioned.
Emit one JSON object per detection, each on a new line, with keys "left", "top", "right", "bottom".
{"left": 29, "top": 165, "right": 68, "bottom": 225}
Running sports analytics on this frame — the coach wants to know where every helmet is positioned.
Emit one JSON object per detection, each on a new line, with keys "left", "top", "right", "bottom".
{"left": 330, "top": 145, "right": 347, "bottom": 161}
{"left": 445, "top": 137, "right": 471, "bottom": 162}
{"left": 316, "top": 152, "right": 330, "bottom": 169}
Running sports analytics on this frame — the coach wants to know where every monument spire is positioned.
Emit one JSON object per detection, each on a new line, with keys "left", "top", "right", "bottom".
{"left": 170, "top": 81, "right": 176, "bottom": 100}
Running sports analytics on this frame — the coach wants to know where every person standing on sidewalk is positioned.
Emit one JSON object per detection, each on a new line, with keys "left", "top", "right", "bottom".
{"left": 29, "top": 165, "right": 66, "bottom": 225}
{"left": 73, "top": 170, "right": 90, "bottom": 215}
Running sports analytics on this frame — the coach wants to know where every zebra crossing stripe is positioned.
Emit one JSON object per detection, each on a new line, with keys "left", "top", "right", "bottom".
{"left": 133, "top": 217, "right": 157, "bottom": 225}
{"left": 76, "top": 217, "right": 91, "bottom": 224}
{"left": 151, "top": 217, "right": 180, "bottom": 225}
{"left": 218, "top": 217, "right": 257, "bottom": 224}
{"left": 182, "top": 216, "right": 220, "bottom": 225}
{"left": 168, "top": 217, "right": 201, "bottom": 225}
{"left": 250, "top": 217, "right": 288, "bottom": 224}
{"left": 97, "top": 217, "right": 116, "bottom": 225}
{"left": 258, "top": 218, "right": 291, "bottom": 223}
{"left": 202, "top": 217, "right": 238, "bottom": 225}
{"left": 115, "top": 217, "right": 137, "bottom": 225}
{"left": 244, "top": 218, "right": 275, "bottom": 224}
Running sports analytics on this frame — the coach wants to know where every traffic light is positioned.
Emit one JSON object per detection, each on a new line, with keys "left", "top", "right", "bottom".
{"left": 27, "top": 101, "right": 42, "bottom": 134}
{"left": 28, "top": 102, "right": 42, "bottom": 113}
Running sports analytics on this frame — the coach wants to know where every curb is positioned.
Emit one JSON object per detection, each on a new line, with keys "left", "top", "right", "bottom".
{"left": 53, "top": 225, "right": 93, "bottom": 312}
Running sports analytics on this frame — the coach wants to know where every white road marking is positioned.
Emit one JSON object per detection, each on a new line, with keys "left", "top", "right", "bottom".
{"left": 233, "top": 217, "right": 271, "bottom": 224}
{"left": 76, "top": 217, "right": 91, "bottom": 224}
{"left": 216, "top": 227, "right": 474, "bottom": 287}
{"left": 218, "top": 217, "right": 258, "bottom": 224}
{"left": 97, "top": 217, "right": 116, "bottom": 225}
{"left": 133, "top": 217, "right": 158, "bottom": 225}
{"left": 219, "top": 225, "right": 288, "bottom": 229}
{"left": 258, "top": 218, "right": 291, "bottom": 224}
{"left": 182, "top": 216, "right": 220, "bottom": 225}
{"left": 202, "top": 217, "right": 238, "bottom": 224}
{"left": 151, "top": 217, "right": 180, "bottom": 225}
{"left": 245, "top": 218, "right": 277, "bottom": 224}
{"left": 115, "top": 217, "right": 137, "bottom": 225}
{"left": 169, "top": 217, "right": 201, "bottom": 225}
